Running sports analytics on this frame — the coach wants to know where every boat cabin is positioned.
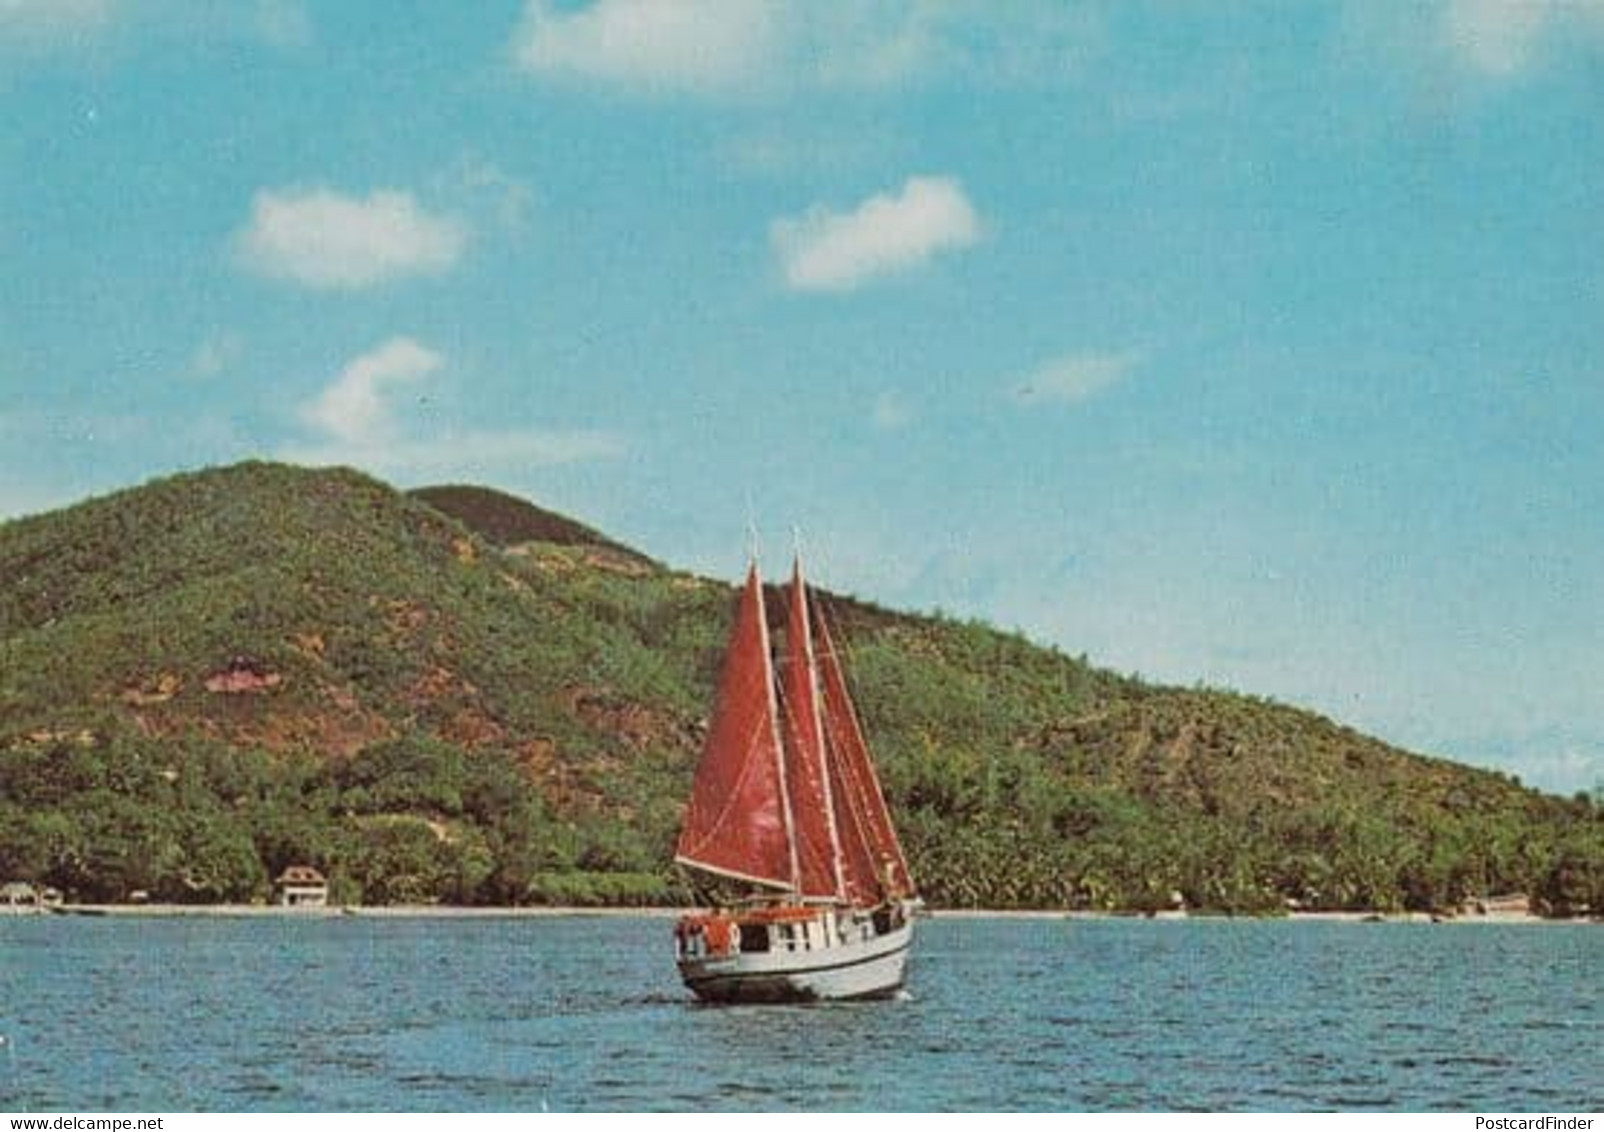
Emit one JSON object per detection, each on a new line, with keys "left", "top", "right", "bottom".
{"left": 674, "top": 901, "right": 905, "bottom": 961}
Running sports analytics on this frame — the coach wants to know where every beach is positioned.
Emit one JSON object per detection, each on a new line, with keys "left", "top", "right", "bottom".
{"left": 27, "top": 902, "right": 1585, "bottom": 924}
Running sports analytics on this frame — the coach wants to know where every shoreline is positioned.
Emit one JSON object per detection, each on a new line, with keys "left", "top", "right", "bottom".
{"left": 11, "top": 903, "right": 1590, "bottom": 924}
{"left": 934, "top": 908, "right": 1580, "bottom": 925}
{"left": 26, "top": 903, "right": 683, "bottom": 919}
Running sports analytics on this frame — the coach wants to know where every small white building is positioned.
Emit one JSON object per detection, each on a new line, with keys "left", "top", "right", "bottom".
{"left": 274, "top": 866, "right": 329, "bottom": 907}
{"left": 1, "top": 882, "right": 60, "bottom": 913}
{"left": 1461, "top": 892, "right": 1532, "bottom": 918}
{"left": 2, "top": 881, "right": 40, "bottom": 912}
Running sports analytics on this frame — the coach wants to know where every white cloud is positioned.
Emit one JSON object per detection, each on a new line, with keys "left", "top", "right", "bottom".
{"left": 511, "top": 0, "right": 779, "bottom": 95}
{"left": 250, "top": 0, "right": 312, "bottom": 50}
{"left": 1011, "top": 351, "right": 1140, "bottom": 406}
{"left": 232, "top": 187, "right": 467, "bottom": 290}
{"left": 287, "top": 338, "right": 623, "bottom": 479}
{"left": 302, "top": 337, "right": 441, "bottom": 446}
{"left": 285, "top": 430, "right": 626, "bottom": 480}
{"left": 872, "top": 391, "right": 912, "bottom": 431}
{"left": 0, "top": 0, "right": 115, "bottom": 36}
{"left": 720, "top": 126, "right": 895, "bottom": 179}
{"left": 188, "top": 332, "right": 244, "bottom": 380}
{"left": 1449, "top": 737, "right": 1603, "bottom": 795}
{"left": 807, "top": 2, "right": 1103, "bottom": 90}
{"left": 434, "top": 154, "right": 535, "bottom": 235}
{"left": 1416, "top": 0, "right": 1604, "bottom": 79}
{"left": 1440, "top": 0, "right": 1551, "bottom": 75}
{"left": 1, "top": 1, "right": 313, "bottom": 53}
{"left": 0, "top": 477, "right": 73, "bottom": 521}
{"left": 771, "top": 175, "right": 980, "bottom": 292}
{"left": 508, "top": 0, "right": 1099, "bottom": 97}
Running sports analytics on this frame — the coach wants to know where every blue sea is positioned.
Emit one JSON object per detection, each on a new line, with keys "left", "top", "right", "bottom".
{"left": 0, "top": 914, "right": 1598, "bottom": 1112}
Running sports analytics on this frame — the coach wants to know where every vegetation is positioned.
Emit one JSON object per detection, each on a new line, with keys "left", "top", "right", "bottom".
{"left": 1, "top": 462, "right": 1598, "bottom": 913}
{"left": 408, "top": 484, "right": 654, "bottom": 566}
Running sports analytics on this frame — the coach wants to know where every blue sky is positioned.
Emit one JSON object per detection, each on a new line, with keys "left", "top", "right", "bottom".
{"left": 2, "top": 1, "right": 1601, "bottom": 792}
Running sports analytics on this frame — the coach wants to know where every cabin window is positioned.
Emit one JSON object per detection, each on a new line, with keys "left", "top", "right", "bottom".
{"left": 739, "top": 923, "right": 770, "bottom": 953}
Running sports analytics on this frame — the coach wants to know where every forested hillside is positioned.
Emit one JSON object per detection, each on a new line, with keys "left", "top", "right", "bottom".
{"left": 1, "top": 463, "right": 1597, "bottom": 913}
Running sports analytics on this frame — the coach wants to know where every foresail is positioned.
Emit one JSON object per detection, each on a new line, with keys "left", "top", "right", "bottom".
{"left": 675, "top": 564, "right": 795, "bottom": 890}
{"left": 814, "top": 607, "right": 916, "bottom": 901}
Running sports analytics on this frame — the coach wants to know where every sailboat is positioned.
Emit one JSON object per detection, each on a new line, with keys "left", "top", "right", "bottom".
{"left": 672, "top": 555, "right": 918, "bottom": 1003}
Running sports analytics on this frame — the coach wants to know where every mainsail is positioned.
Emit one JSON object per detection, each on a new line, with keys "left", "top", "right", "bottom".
{"left": 676, "top": 556, "right": 914, "bottom": 907}
{"left": 779, "top": 558, "right": 847, "bottom": 900}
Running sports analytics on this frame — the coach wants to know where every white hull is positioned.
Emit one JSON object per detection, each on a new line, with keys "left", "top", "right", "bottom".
{"left": 677, "top": 911, "right": 913, "bottom": 1004}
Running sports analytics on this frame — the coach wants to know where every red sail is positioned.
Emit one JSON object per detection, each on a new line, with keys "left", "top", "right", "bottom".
{"left": 815, "top": 607, "right": 916, "bottom": 902}
{"left": 779, "top": 560, "right": 845, "bottom": 900}
{"left": 825, "top": 737, "right": 884, "bottom": 906}
{"left": 674, "top": 564, "right": 795, "bottom": 889}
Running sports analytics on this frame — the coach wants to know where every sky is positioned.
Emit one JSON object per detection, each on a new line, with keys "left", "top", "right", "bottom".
{"left": 2, "top": 1, "right": 1601, "bottom": 793}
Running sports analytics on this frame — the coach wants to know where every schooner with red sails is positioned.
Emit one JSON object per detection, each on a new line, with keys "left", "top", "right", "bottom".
{"left": 672, "top": 555, "right": 918, "bottom": 1003}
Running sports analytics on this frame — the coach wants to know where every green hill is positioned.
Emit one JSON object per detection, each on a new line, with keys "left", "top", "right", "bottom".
{"left": 408, "top": 484, "right": 655, "bottom": 567}
{"left": 1, "top": 462, "right": 1597, "bottom": 913}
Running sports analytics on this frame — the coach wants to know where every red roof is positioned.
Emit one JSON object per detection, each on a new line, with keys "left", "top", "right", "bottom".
{"left": 275, "top": 866, "right": 326, "bottom": 885}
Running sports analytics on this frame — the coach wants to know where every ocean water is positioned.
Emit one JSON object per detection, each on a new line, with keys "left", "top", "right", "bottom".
{"left": 0, "top": 914, "right": 1598, "bottom": 1112}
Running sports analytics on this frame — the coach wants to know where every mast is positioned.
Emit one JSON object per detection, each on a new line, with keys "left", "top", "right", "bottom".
{"left": 766, "top": 563, "right": 802, "bottom": 893}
